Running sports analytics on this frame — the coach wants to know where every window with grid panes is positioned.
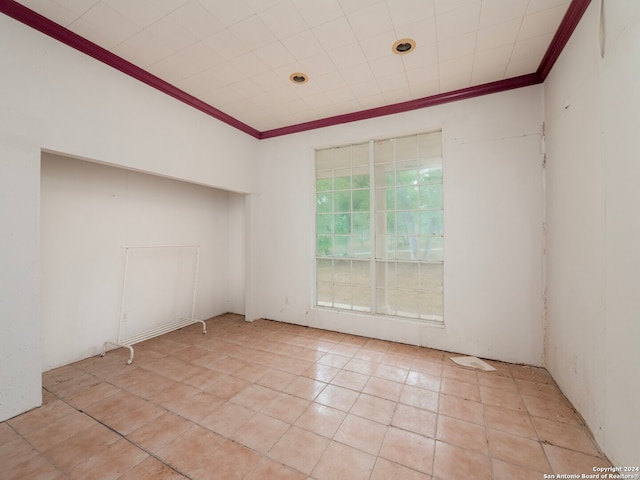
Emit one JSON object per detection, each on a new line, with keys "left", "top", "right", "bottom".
{"left": 315, "top": 131, "right": 443, "bottom": 322}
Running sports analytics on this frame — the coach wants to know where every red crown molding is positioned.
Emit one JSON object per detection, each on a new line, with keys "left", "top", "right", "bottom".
{"left": 537, "top": 0, "right": 591, "bottom": 80}
{"left": 259, "top": 73, "right": 542, "bottom": 139}
{"left": 2, "top": 0, "right": 590, "bottom": 140}
{"left": 0, "top": 0, "right": 261, "bottom": 139}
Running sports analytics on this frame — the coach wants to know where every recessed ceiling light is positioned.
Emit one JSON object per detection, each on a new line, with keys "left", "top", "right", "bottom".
{"left": 392, "top": 38, "right": 416, "bottom": 55}
{"left": 289, "top": 72, "right": 308, "bottom": 84}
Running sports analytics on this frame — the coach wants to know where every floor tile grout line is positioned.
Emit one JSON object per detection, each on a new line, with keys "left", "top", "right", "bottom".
{"left": 41, "top": 386, "right": 196, "bottom": 480}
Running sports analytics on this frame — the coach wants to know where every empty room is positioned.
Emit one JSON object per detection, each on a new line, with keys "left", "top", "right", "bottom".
{"left": 0, "top": 0, "right": 638, "bottom": 478}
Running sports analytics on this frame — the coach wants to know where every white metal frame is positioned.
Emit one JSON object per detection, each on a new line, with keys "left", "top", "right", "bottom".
{"left": 101, "top": 244, "right": 206, "bottom": 364}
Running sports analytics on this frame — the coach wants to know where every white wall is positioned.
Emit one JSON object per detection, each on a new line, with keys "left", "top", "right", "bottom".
{"left": 0, "top": 15, "right": 257, "bottom": 421}
{"left": 252, "top": 85, "right": 545, "bottom": 366}
{"left": 40, "top": 153, "right": 246, "bottom": 370}
{"left": 544, "top": 0, "right": 640, "bottom": 465}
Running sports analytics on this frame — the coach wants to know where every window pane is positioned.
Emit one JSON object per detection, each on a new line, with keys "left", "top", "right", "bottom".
{"left": 419, "top": 161, "right": 442, "bottom": 184}
{"left": 396, "top": 211, "right": 418, "bottom": 235}
{"left": 352, "top": 189, "right": 370, "bottom": 211}
{"left": 396, "top": 186, "right": 418, "bottom": 209}
{"left": 317, "top": 192, "right": 333, "bottom": 213}
{"left": 352, "top": 260, "right": 370, "bottom": 285}
{"left": 352, "top": 143, "right": 369, "bottom": 166}
{"left": 418, "top": 131, "right": 442, "bottom": 158}
{"left": 419, "top": 263, "right": 443, "bottom": 292}
{"left": 374, "top": 164, "right": 395, "bottom": 187}
{"left": 353, "top": 212, "right": 370, "bottom": 236}
{"left": 316, "top": 131, "right": 442, "bottom": 322}
{"left": 352, "top": 286, "right": 370, "bottom": 312}
{"left": 334, "top": 191, "right": 351, "bottom": 212}
{"left": 317, "top": 175, "right": 333, "bottom": 191}
{"left": 395, "top": 160, "right": 419, "bottom": 185}
{"left": 333, "top": 147, "right": 351, "bottom": 168}
{"left": 334, "top": 170, "right": 351, "bottom": 189}
{"left": 376, "top": 261, "right": 397, "bottom": 290}
{"left": 374, "top": 139, "right": 394, "bottom": 163}
{"left": 317, "top": 258, "right": 333, "bottom": 282}
{"left": 334, "top": 236, "right": 350, "bottom": 256}
{"left": 419, "top": 184, "right": 442, "bottom": 210}
{"left": 420, "top": 210, "right": 443, "bottom": 235}
{"left": 396, "top": 135, "right": 418, "bottom": 161}
{"left": 317, "top": 236, "right": 332, "bottom": 256}
{"left": 396, "top": 289, "right": 420, "bottom": 318}
{"left": 423, "top": 236, "right": 443, "bottom": 261}
{"left": 333, "top": 214, "right": 351, "bottom": 234}
{"left": 316, "top": 214, "right": 333, "bottom": 234}
{"left": 334, "top": 287, "right": 352, "bottom": 309}
{"left": 334, "top": 259, "right": 351, "bottom": 283}
{"left": 316, "top": 149, "right": 332, "bottom": 170}
{"left": 397, "top": 262, "right": 419, "bottom": 289}
{"left": 352, "top": 165, "right": 369, "bottom": 187}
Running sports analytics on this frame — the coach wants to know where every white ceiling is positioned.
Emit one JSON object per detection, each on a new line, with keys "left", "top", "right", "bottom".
{"left": 16, "top": 0, "right": 570, "bottom": 133}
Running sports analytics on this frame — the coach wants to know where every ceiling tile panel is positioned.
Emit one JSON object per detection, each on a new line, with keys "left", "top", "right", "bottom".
{"left": 434, "top": 0, "right": 480, "bottom": 16}
{"left": 471, "top": 65, "right": 506, "bottom": 85}
{"left": 227, "top": 51, "right": 270, "bottom": 76}
{"left": 67, "top": 3, "right": 138, "bottom": 49}
{"left": 401, "top": 43, "right": 439, "bottom": 71}
{"left": 505, "top": 55, "right": 541, "bottom": 77}
{"left": 341, "top": 62, "right": 375, "bottom": 85}
{"left": 347, "top": 1, "right": 394, "bottom": 40}
{"left": 359, "top": 93, "right": 388, "bottom": 108}
{"left": 519, "top": 5, "right": 569, "bottom": 40}
{"left": 438, "top": 54, "right": 474, "bottom": 80}
{"left": 359, "top": 30, "right": 398, "bottom": 62}
{"left": 146, "top": 17, "right": 198, "bottom": 53}
{"left": 397, "top": 17, "right": 438, "bottom": 47}
{"left": 202, "top": 29, "right": 251, "bottom": 62}
{"left": 338, "top": 0, "right": 381, "bottom": 15}
{"left": 511, "top": 33, "right": 555, "bottom": 59}
{"left": 228, "top": 15, "right": 277, "bottom": 50}
{"left": 179, "top": 42, "right": 224, "bottom": 70}
{"left": 253, "top": 41, "right": 296, "bottom": 69}
{"left": 476, "top": 19, "right": 521, "bottom": 52}
{"left": 435, "top": 2, "right": 481, "bottom": 41}
{"left": 168, "top": 1, "right": 225, "bottom": 40}
{"left": 111, "top": 29, "right": 176, "bottom": 67}
{"left": 387, "top": 0, "right": 434, "bottom": 28}
{"left": 281, "top": 30, "right": 324, "bottom": 60}
{"left": 382, "top": 87, "right": 412, "bottom": 104}
{"left": 259, "top": 1, "right": 308, "bottom": 39}
{"left": 251, "top": 70, "right": 290, "bottom": 92}
{"left": 479, "top": 0, "right": 529, "bottom": 29}
{"left": 375, "top": 71, "right": 409, "bottom": 92}
{"left": 47, "top": 0, "right": 99, "bottom": 18}
{"left": 198, "top": 0, "right": 254, "bottom": 27}
{"left": 472, "top": 44, "right": 513, "bottom": 70}
{"left": 312, "top": 16, "right": 357, "bottom": 51}
{"left": 101, "top": 0, "right": 168, "bottom": 28}
{"left": 369, "top": 56, "right": 405, "bottom": 80}
{"left": 300, "top": 52, "right": 338, "bottom": 77}
{"left": 291, "top": 0, "right": 344, "bottom": 28}
{"left": 174, "top": 68, "right": 225, "bottom": 97}
{"left": 327, "top": 42, "right": 367, "bottom": 69}
{"left": 17, "top": 0, "right": 81, "bottom": 26}
{"left": 437, "top": 31, "right": 477, "bottom": 62}
{"left": 244, "top": 0, "right": 283, "bottom": 13}
{"left": 316, "top": 71, "right": 348, "bottom": 92}
{"left": 146, "top": 52, "right": 201, "bottom": 83}
{"left": 526, "top": 0, "right": 571, "bottom": 15}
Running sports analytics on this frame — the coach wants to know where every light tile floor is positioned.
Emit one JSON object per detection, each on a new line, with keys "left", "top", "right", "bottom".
{"left": 1, "top": 314, "right": 612, "bottom": 479}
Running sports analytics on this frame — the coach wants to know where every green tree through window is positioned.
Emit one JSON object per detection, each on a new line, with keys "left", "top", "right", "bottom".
{"left": 316, "top": 132, "right": 443, "bottom": 322}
